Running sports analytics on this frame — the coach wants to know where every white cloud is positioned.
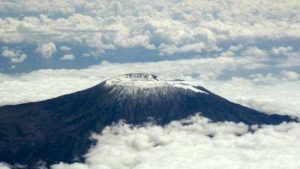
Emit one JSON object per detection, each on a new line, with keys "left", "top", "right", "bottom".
{"left": 50, "top": 115, "right": 300, "bottom": 169}
{"left": 272, "top": 46, "right": 294, "bottom": 55}
{"left": 36, "top": 42, "right": 57, "bottom": 59}
{"left": 242, "top": 47, "right": 268, "bottom": 60}
{"left": 59, "top": 46, "right": 72, "bottom": 51}
{"left": 1, "top": 47, "right": 27, "bottom": 63}
{"left": 0, "top": 0, "right": 300, "bottom": 66}
{"left": 51, "top": 163, "right": 88, "bottom": 169}
{"left": 249, "top": 73, "right": 280, "bottom": 84}
{"left": 281, "top": 71, "right": 299, "bottom": 81}
{"left": 203, "top": 77, "right": 300, "bottom": 117}
{"left": 61, "top": 54, "right": 75, "bottom": 61}
{"left": 0, "top": 163, "right": 10, "bottom": 169}
{"left": 243, "top": 71, "right": 299, "bottom": 84}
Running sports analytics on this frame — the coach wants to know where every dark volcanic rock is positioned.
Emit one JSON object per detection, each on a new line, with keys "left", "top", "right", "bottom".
{"left": 0, "top": 73, "right": 295, "bottom": 168}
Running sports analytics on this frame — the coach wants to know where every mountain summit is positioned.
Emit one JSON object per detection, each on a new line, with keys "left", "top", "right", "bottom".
{"left": 103, "top": 73, "right": 209, "bottom": 98}
{"left": 0, "top": 73, "right": 295, "bottom": 168}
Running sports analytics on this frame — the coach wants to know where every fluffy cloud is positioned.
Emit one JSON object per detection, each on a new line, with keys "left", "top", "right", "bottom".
{"left": 61, "top": 54, "right": 75, "bottom": 61}
{"left": 0, "top": 0, "right": 300, "bottom": 66}
{"left": 51, "top": 115, "right": 300, "bottom": 169}
{"left": 1, "top": 47, "right": 27, "bottom": 63}
{"left": 246, "top": 71, "right": 300, "bottom": 84}
{"left": 0, "top": 163, "right": 10, "bottom": 169}
{"left": 59, "top": 46, "right": 71, "bottom": 51}
{"left": 272, "top": 46, "right": 294, "bottom": 55}
{"left": 36, "top": 42, "right": 57, "bottom": 59}
{"left": 203, "top": 77, "right": 300, "bottom": 117}
{"left": 281, "top": 71, "right": 299, "bottom": 81}
{"left": 0, "top": 0, "right": 84, "bottom": 15}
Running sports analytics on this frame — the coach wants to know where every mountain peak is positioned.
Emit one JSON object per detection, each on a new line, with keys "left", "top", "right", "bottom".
{"left": 104, "top": 73, "right": 208, "bottom": 94}
{"left": 107, "top": 73, "right": 159, "bottom": 82}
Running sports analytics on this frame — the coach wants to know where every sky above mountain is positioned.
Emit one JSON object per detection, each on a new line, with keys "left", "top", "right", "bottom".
{"left": 0, "top": 0, "right": 300, "bottom": 169}
{"left": 0, "top": 0, "right": 299, "bottom": 79}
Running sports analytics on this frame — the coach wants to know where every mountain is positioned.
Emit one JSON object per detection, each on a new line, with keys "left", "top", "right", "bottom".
{"left": 0, "top": 73, "right": 295, "bottom": 168}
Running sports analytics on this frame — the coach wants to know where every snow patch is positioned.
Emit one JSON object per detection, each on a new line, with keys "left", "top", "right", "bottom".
{"left": 104, "top": 73, "right": 208, "bottom": 94}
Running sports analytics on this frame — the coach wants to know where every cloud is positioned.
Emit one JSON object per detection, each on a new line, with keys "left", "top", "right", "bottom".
{"left": 50, "top": 115, "right": 300, "bottom": 169}
{"left": 281, "top": 71, "right": 299, "bottom": 81}
{"left": 0, "top": 0, "right": 83, "bottom": 15}
{"left": 203, "top": 77, "right": 300, "bottom": 117}
{"left": 61, "top": 54, "right": 75, "bottom": 61}
{"left": 36, "top": 42, "right": 57, "bottom": 59}
{"left": 243, "top": 70, "right": 299, "bottom": 84}
{"left": 272, "top": 46, "right": 294, "bottom": 55}
{"left": 0, "top": 0, "right": 300, "bottom": 67}
{"left": 242, "top": 47, "right": 268, "bottom": 61}
{"left": 1, "top": 47, "right": 27, "bottom": 63}
{"left": 59, "top": 46, "right": 72, "bottom": 51}
{"left": 0, "top": 163, "right": 10, "bottom": 169}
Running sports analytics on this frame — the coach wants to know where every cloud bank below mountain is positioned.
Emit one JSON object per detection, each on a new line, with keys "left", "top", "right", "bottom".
{"left": 51, "top": 115, "right": 300, "bottom": 169}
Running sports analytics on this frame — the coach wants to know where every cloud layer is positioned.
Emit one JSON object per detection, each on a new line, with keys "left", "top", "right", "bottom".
{"left": 0, "top": 0, "right": 300, "bottom": 73}
{"left": 52, "top": 115, "right": 300, "bottom": 169}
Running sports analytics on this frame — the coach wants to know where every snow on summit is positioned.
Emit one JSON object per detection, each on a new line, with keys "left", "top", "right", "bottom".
{"left": 104, "top": 73, "right": 208, "bottom": 94}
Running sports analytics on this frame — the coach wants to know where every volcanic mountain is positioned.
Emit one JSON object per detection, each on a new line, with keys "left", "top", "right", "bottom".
{"left": 0, "top": 73, "right": 295, "bottom": 168}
